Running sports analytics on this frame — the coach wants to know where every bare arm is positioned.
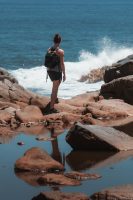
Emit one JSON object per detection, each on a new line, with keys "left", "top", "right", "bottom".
{"left": 58, "top": 49, "right": 66, "bottom": 82}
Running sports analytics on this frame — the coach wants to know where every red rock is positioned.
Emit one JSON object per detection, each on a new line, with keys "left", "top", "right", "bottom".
{"left": 16, "top": 105, "right": 44, "bottom": 123}
{"left": 15, "top": 147, "right": 64, "bottom": 172}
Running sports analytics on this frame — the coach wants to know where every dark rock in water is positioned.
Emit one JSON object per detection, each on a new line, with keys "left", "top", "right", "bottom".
{"left": 104, "top": 54, "right": 133, "bottom": 83}
{"left": 66, "top": 122, "right": 133, "bottom": 151}
{"left": 91, "top": 184, "right": 133, "bottom": 200}
{"left": 100, "top": 75, "right": 133, "bottom": 105}
{"left": 32, "top": 191, "right": 90, "bottom": 200}
{"left": 15, "top": 147, "right": 64, "bottom": 172}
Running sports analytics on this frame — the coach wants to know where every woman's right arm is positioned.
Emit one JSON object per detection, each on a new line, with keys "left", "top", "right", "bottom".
{"left": 59, "top": 50, "right": 66, "bottom": 82}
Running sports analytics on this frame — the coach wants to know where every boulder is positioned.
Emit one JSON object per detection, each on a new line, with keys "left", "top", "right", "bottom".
{"left": 0, "top": 67, "right": 37, "bottom": 105}
{"left": 82, "top": 99, "right": 133, "bottom": 121}
{"left": 66, "top": 122, "right": 133, "bottom": 151}
{"left": 113, "top": 116, "right": 133, "bottom": 136}
{"left": 104, "top": 54, "right": 133, "bottom": 83}
{"left": 0, "top": 67, "right": 18, "bottom": 83}
{"left": 15, "top": 105, "right": 44, "bottom": 123}
{"left": 63, "top": 92, "right": 100, "bottom": 107}
{"left": 100, "top": 75, "right": 133, "bottom": 104}
{"left": 15, "top": 147, "right": 64, "bottom": 172}
{"left": 79, "top": 67, "right": 105, "bottom": 83}
{"left": 32, "top": 191, "right": 89, "bottom": 200}
{"left": 38, "top": 173, "right": 81, "bottom": 186}
{"left": 0, "top": 110, "right": 12, "bottom": 123}
{"left": 91, "top": 184, "right": 133, "bottom": 200}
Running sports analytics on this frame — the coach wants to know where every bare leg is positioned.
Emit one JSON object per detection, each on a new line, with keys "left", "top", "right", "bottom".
{"left": 50, "top": 80, "right": 60, "bottom": 109}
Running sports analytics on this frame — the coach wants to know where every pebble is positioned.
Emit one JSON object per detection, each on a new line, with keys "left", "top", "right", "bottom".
{"left": 17, "top": 142, "right": 25, "bottom": 146}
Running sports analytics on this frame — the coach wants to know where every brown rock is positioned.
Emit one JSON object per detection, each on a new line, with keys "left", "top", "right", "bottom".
{"left": 100, "top": 75, "right": 133, "bottom": 104}
{"left": 16, "top": 105, "right": 44, "bottom": 123}
{"left": 63, "top": 91, "right": 100, "bottom": 107}
{"left": 65, "top": 171, "right": 101, "bottom": 180}
{"left": 66, "top": 122, "right": 133, "bottom": 151}
{"left": 104, "top": 54, "right": 133, "bottom": 83}
{"left": 32, "top": 191, "right": 89, "bottom": 200}
{"left": 0, "top": 110, "right": 12, "bottom": 123}
{"left": 0, "top": 67, "right": 18, "bottom": 83}
{"left": 81, "top": 99, "right": 133, "bottom": 127}
{"left": 15, "top": 147, "right": 64, "bottom": 172}
{"left": 9, "top": 83, "right": 36, "bottom": 104}
{"left": 91, "top": 184, "right": 133, "bottom": 200}
{"left": 0, "top": 100, "right": 20, "bottom": 109}
{"left": 79, "top": 67, "right": 105, "bottom": 83}
{"left": 38, "top": 173, "right": 81, "bottom": 186}
{"left": 113, "top": 116, "right": 133, "bottom": 136}
{"left": 30, "top": 96, "right": 49, "bottom": 110}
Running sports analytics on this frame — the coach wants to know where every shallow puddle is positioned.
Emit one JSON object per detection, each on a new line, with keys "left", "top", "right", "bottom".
{"left": 0, "top": 125, "right": 133, "bottom": 200}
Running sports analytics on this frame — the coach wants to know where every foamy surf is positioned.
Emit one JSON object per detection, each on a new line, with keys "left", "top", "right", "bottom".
{"left": 11, "top": 38, "right": 133, "bottom": 99}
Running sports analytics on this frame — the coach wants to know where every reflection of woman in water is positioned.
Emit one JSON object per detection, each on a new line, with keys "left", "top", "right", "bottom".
{"left": 50, "top": 128, "right": 64, "bottom": 165}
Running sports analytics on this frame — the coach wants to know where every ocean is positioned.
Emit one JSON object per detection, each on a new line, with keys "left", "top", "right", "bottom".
{"left": 0, "top": 0, "right": 133, "bottom": 98}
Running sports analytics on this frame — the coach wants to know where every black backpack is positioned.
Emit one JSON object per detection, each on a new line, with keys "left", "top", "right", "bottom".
{"left": 44, "top": 47, "right": 60, "bottom": 69}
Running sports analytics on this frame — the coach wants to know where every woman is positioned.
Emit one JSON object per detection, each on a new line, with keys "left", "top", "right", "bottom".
{"left": 45, "top": 34, "right": 66, "bottom": 114}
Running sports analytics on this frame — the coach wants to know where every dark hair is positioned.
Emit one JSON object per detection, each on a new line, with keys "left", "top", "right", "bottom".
{"left": 53, "top": 34, "right": 61, "bottom": 44}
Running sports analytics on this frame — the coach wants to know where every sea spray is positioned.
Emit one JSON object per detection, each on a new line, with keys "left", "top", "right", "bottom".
{"left": 11, "top": 38, "right": 133, "bottom": 98}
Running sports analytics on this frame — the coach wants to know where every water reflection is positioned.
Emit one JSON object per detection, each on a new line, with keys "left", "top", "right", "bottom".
{"left": 50, "top": 128, "right": 65, "bottom": 166}
{"left": 66, "top": 150, "right": 133, "bottom": 171}
{"left": 0, "top": 127, "right": 17, "bottom": 144}
{"left": 15, "top": 128, "right": 64, "bottom": 186}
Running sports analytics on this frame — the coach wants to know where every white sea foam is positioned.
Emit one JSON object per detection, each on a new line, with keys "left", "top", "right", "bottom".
{"left": 11, "top": 38, "right": 133, "bottom": 99}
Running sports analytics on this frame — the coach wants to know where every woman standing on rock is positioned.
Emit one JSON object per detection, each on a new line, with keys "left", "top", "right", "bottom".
{"left": 44, "top": 34, "right": 66, "bottom": 114}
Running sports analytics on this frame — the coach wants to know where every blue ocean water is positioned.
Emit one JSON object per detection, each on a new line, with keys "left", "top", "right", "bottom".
{"left": 1, "top": 0, "right": 133, "bottom": 98}
{"left": 0, "top": 0, "right": 133, "bottom": 69}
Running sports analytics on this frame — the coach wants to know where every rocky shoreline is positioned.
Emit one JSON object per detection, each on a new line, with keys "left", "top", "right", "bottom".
{"left": 0, "top": 54, "right": 133, "bottom": 199}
